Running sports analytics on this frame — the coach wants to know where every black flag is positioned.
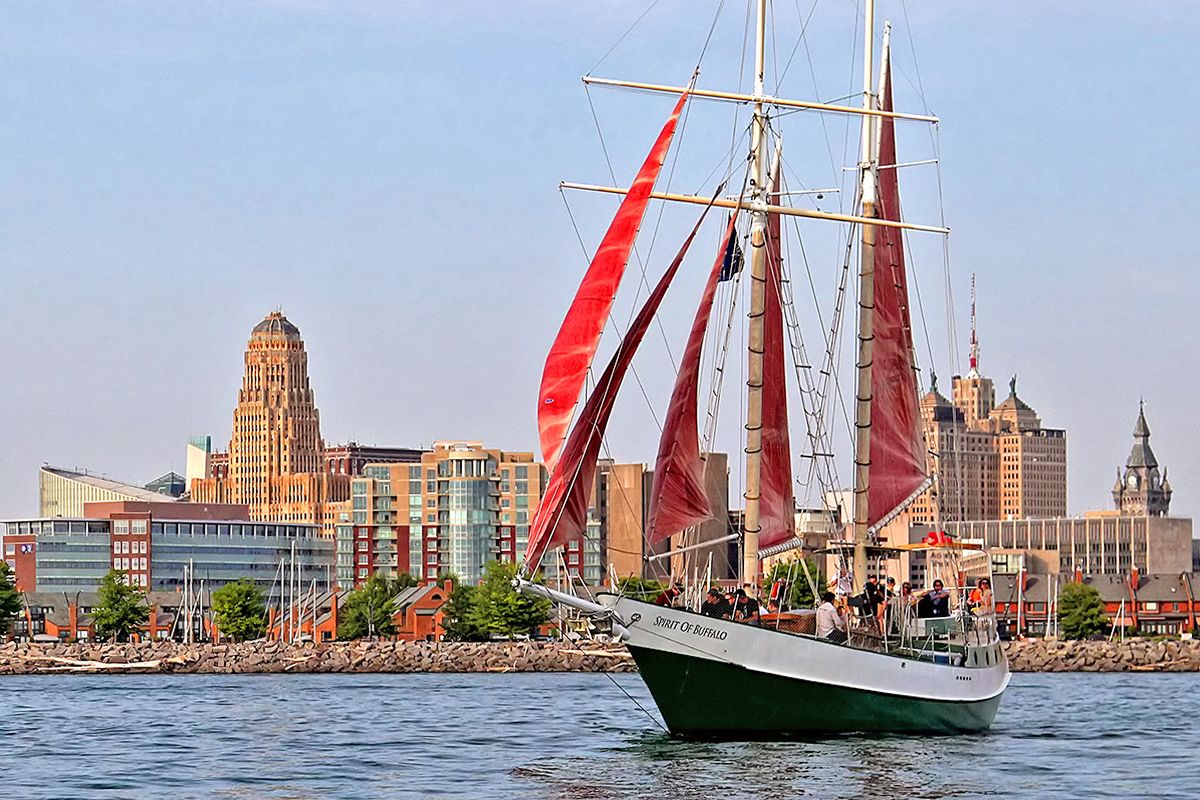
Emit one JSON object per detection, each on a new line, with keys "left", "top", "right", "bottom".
{"left": 719, "top": 223, "right": 743, "bottom": 282}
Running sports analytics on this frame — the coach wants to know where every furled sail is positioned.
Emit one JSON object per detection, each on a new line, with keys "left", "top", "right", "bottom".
{"left": 867, "top": 48, "right": 927, "bottom": 527}
{"left": 646, "top": 212, "right": 740, "bottom": 542}
{"left": 537, "top": 90, "right": 690, "bottom": 472}
{"left": 755, "top": 165, "right": 796, "bottom": 552}
{"left": 524, "top": 202, "right": 715, "bottom": 573}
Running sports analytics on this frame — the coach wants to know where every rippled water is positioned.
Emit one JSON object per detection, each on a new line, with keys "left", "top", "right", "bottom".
{"left": 0, "top": 671, "right": 1193, "bottom": 799}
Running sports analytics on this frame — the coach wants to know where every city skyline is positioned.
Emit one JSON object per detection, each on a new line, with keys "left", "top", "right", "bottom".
{"left": 1, "top": 2, "right": 1195, "bottom": 520}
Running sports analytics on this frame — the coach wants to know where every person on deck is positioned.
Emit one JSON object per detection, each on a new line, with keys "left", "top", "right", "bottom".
{"left": 860, "top": 575, "right": 885, "bottom": 630}
{"left": 734, "top": 587, "right": 760, "bottom": 623}
{"left": 969, "top": 578, "right": 994, "bottom": 614}
{"left": 701, "top": 588, "right": 728, "bottom": 618}
{"left": 817, "top": 591, "right": 847, "bottom": 644}
{"left": 654, "top": 581, "right": 683, "bottom": 607}
{"left": 881, "top": 576, "right": 897, "bottom": 633}
{"left": 927, "top": 579, "right": 951, "bottom": 618}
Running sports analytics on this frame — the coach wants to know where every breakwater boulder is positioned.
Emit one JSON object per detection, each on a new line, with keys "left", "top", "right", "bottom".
{"left": 0, "top": 640, "right": 637, "bottom": 675}
{"left": 1003, "top": 637, "right": 1200, "bottom": 672}
{"left": 2, "top": 638, "right": 1199, "bottom": 675}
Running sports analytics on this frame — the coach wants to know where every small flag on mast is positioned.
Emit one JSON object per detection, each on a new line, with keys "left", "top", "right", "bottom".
{"left": 719, "top": 219, "right": 743, "bottom": 282}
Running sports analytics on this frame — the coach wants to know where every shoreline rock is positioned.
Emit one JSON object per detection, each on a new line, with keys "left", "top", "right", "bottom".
{"left": 0, "top": 638, "right": 1196, "bottom": 675}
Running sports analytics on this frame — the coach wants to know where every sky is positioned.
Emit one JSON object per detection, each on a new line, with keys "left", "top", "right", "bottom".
{"left": 0, "top": 1, "right": 1196, "bottom": 521}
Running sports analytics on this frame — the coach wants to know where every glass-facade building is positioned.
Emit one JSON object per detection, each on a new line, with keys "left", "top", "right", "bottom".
{"left": 331, "top": 442, "right": 548, "bottom": 588}
{"left": 2, "top": 517, "right": 333, "bottom": 594}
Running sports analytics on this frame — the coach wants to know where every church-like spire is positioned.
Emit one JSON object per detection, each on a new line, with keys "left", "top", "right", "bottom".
{"left": 1126, "top": 401, "right": 1157, "bottom": 470}
{"left": 1114, "top": 400, "right": 1171, "bottom": 516}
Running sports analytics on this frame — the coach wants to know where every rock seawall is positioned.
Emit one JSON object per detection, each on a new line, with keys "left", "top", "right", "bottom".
{"left": 1, "top": 638, "right": 1198, "bottom": 675}
{"left": 0, "top": 640, "right": 636, "bottom": 675}
{"left": 1004, "top": 637, "right": 1200, "bottom": 672}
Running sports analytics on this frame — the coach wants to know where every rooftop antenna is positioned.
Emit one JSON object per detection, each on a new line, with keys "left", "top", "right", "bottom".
{"left": 967, "top": 273, "right": 980, "bottom": 378}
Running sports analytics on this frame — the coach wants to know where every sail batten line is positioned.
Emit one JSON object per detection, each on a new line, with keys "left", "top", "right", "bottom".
{"left": 560, "top": 183, "right": 949, "bottom": 234}
{"left": 582, "top": 76, "right": 939, "bottom": 122}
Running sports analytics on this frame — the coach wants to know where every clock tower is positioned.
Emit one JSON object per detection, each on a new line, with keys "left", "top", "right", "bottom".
{"left": 1111, "top": 402, "right": 1172, "bottom": 516}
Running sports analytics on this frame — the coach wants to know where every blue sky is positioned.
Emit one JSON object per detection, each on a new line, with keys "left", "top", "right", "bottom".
{"left": 0, "top": 1, "right": 1195, "bottom": 521}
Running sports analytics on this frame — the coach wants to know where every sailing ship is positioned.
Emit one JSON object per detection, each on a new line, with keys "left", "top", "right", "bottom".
{"left": 515, "top": 0, "right": 1009, "bottom": 735}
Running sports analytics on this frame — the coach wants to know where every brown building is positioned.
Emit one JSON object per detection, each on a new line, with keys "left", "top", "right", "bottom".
{"left": 909, "top": 370, "right": 1066, "bottom": 525}
{"left": 591, "top": 454, "right": 734, "bottom": 583}
{"left": 324, "top": 443, "right": 425, "bottom": 477}
{"left": 191, "top": 312, "right": 349, "bottom": 530}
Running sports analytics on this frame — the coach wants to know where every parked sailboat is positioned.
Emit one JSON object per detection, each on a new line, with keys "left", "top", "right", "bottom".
{"left": 517, "top": 0, "right": 1009, "bottom": 736}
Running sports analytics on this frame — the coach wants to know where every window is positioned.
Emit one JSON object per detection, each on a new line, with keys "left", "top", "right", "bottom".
{"left": 358, "top": 541, "right": 368, "bottom": 551}
{"left": 113, "top": 520, "right": 129, "bottom": 535}
{"left": 132, "top": 520, "right": 147, "bottom": 534}
{"left": 358, "top": 554, "right": 368, "bottom": 565}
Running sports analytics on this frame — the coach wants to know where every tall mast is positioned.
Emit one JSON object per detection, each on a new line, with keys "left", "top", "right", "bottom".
{"left": 851, "top": 2, "right": 879, "bottom": 591}
{"left": 741, "top": 0, "right": 770, "bottom": 589}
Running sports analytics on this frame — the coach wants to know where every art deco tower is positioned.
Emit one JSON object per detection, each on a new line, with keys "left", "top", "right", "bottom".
{"left": 192, "top": 312, "right": 347, "bottom": 525}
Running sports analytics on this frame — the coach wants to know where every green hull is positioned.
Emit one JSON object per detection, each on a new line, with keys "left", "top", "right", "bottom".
{"left": 628, "top": 644, "right": 1003, "bottom": 737}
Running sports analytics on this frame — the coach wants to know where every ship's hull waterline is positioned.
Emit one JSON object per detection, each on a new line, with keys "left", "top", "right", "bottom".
{"left": 609, "top": 596, "right": 1009, "bottom": 737}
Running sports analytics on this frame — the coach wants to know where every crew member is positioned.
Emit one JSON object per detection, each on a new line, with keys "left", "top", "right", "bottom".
{"left": 817, "top": 591, "right": 847, "bottom": 643}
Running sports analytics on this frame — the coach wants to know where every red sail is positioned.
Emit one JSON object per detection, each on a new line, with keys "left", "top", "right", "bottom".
{"left": 524, "top": 207, "right": 711, "bottom": 573}
{"left": 867, "top": 53, "right": 927, "bottom": 526}
{"left": 756, "top": 174, "right": 796, "bottom": 551}
{"left": 646, "top": 213, "right": 740, "bottom": 542}
{"left": 537, "top": 90, "right": 690, "bottom": 471}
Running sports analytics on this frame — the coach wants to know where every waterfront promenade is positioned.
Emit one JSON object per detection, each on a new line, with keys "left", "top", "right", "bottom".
{"left": 2, "top": 638, "right": 1199, "bottom": 675}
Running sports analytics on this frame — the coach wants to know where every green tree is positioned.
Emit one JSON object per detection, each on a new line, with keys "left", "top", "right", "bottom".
{"left": 616, "top": 575, "right": 666, "bottom": 600}
{"left": 1058, "top": 582, "right": 1107, "bottom": 639}
{"left": 92, "top": 569, "right": 149, "bottom": 642}
{"left": 761, "top": 558, "right": 825, "bottom": 610}
{"left": 211, "top": 579, "right": 266, "bottom": 642}
{"left": 440, "top": 574, "right": 487, "bottom": 642}
{"left": 337, "top": 574, "right": 398, "bottom": 640}
{"left": 0, "top": 561, "right": 22, "bottom": 638}
{"left": 468, "top": 560, "right": 551, "bottom": 638}
{"left": 390, "top": 573, "right": 419, "bottom": 592}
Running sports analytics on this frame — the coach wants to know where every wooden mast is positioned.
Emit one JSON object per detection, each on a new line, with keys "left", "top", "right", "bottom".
{"left": 741, "top": 0, "right": 769, "bottom": 590}
{"left": 851, "top": 2, "right": 879, "bottom": 591}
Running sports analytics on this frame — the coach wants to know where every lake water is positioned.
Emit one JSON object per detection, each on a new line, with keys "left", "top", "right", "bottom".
{"left": 0, "top": 672, "right": 1193, "bottom": 799}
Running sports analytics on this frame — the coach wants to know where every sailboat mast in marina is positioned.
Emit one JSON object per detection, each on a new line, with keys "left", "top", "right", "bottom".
{"left": 516, "top": 0, "right": 1010, "bottom": 736}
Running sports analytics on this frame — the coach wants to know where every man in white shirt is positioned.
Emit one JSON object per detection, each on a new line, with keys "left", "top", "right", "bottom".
{"left": 816, "top": 591, "right": 847, "bottom": 644}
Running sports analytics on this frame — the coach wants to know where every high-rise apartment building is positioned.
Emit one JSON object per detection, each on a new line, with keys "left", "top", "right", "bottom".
{"left": 333, "top": 441, "right": 546, "bottom": 587}
{"left": 191, "top": 312, "right": 349, "bottom": 528}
